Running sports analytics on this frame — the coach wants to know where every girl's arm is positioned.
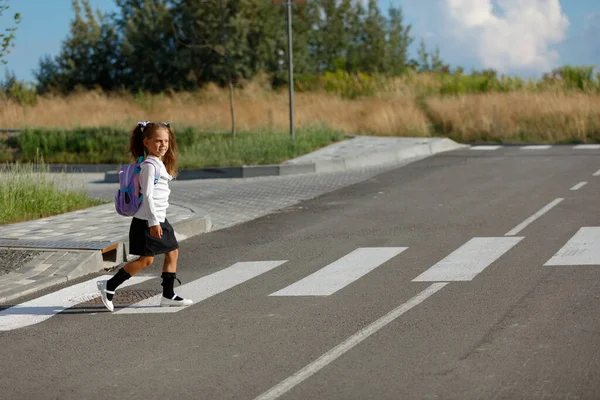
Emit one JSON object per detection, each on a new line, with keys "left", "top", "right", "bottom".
{"left": 139, "top": 163, "right": 160, "bottom": 227}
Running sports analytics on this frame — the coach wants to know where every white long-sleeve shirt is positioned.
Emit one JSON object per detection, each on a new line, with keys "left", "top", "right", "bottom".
{"left": 133, "top": 156, "right": 172, "bottom": 227}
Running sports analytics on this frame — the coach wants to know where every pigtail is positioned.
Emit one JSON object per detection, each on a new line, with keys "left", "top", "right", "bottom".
{"left": 162, "top": 126, "right": 178, "bottom": 177}
{"left": 129, "top": 123, "right": 147, "bottom": 160}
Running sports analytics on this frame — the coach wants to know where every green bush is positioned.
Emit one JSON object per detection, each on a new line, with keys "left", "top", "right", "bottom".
{"left": 295, "top": 71, "right": 387, "bottom": 99}
{"left": 1, "top": 72, "right": 38, "bottom": 105}
{"left": 8, "top": 127, "right": 132, "bottom": 164}
{"left": 539, "top": 65, "right": 597, "bottom": 91}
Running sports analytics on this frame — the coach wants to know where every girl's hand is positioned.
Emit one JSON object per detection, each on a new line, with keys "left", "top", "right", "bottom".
{"left": 150, "top": 225, "right": 163, "bottom": 239}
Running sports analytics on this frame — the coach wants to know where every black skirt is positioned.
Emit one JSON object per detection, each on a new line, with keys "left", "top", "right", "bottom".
{"left": 128, "top": 217, "right": 179, "bottom": 256}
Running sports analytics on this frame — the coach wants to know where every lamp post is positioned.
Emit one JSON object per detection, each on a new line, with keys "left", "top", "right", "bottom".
{"left": 286, "top": 0, "right": 295, "bottom": 139}
{"left": 273, "top": 0, "right": 306, "bottom": 139}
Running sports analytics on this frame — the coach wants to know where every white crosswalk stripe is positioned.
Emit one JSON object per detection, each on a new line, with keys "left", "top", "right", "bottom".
{"left": 269, "top": 247, "right": 408, "bottom": 296}
{"left": 412, "top": 237, "right": 523, "bottom": 282}
{"left": 0, "top": 275, "right": 154, "bottom": 331}
{"left": 544, "top": 227, "right": 600, "bottom": 266}
{"left": 117, "top": 261, "right": 288, "bottom": 314}
{"left": 468, "top": 144, "right": 600, "bottom": 151}
{"left": 520, "top": 145, "right": 552, "bottom": 150}
{"left": 470, "top": 145, "right": 502, "bottom": 150}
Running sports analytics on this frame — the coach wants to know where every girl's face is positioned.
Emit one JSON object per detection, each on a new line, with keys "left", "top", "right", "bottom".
{"left": 143, "top": 128, "right": 170, "bottom": 158}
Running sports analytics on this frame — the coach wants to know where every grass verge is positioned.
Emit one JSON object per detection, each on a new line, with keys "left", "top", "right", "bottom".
{"left": 3, "top": 125, "right": 347, "bottom": 168}
{"left": 0, "top": 162, "right": 107, "bottom": 225}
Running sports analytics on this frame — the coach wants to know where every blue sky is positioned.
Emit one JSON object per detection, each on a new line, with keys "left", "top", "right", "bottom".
{"left": 1, "top": 0, "right": 599, "bottom": 83}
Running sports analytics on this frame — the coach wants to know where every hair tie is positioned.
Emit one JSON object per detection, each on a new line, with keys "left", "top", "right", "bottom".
{"left": 137, "top": 120, "right": 150, "bottom": 131}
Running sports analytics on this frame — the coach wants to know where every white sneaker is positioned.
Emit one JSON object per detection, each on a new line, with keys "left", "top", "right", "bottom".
{"left": 97, "top": 280, "right": 115, "bottom": 312}
{"left": 160, "top": 295, "right": 193, "bottom": 307}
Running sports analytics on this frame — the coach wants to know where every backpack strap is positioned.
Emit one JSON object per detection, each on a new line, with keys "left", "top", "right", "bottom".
{"left": 141, "top": 158, "right": 162, "bottom": 184}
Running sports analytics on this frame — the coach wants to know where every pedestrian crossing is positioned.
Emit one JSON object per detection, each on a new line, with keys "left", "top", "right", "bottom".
{"left": 2, "top": 222, "right": 600, "bottom": 332}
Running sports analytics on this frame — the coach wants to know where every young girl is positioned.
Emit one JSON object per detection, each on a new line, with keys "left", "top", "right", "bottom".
{"left": 97, "top": 121, "right": 192, "bottom": 312}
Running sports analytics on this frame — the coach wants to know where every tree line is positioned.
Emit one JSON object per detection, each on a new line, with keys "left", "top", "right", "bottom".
{"left": 32, "top": 0, "right": 445, "bottom": 94}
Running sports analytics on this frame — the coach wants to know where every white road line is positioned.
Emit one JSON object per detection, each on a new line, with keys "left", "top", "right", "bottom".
{"left": 253, "top": 282, "right": 448, "bottom": 400}
{"left": 520, "top": 145, "right": 552, "bottom": 150}
{"left": 269, "top": 247, "right": 407, "bottom": 297}
{"left": 412, "top": 237, "right": 523, "bottom": 282}
{"left": 544, "top": 227, "right": 600, "bottom": 266}
{"left": 593, "top": 169, "right": 600, "bottom": 176}
{"left": 505, "top": 198, "right": 564, "bottom": 236}
{"left": 470, "top": 145, "right": 501, "bottom": 151}
{"left": 117, "top": 261, "right": 288, "bottom": 314}
{"left": 573, "top": 144, "right": 600, "bottom": 150}
{"left": 0, "top": 275, "right": 154, "bottom": 331}
{"left": 570, "top": 181, "right": 587, "bottom": 191}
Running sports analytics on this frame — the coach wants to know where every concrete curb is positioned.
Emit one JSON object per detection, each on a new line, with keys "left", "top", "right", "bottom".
{"left": 103, "top": 137, "right": 468, "bottom": 182}
{"left": 0, "top": 204, "right": 212, "bottom": 304}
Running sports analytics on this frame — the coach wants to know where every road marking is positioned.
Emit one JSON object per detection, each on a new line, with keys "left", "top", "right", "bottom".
{"left": 570, "top": 181, "right": 587, "bottom": 191}
{"left": 253, "top": 282, "right": 448, "bottom": 400}
{"left": 412, "top": 237, "right": 523, "bottom": 282}
{"left": 117, "top": 261, "right": 288, "bottom": 314}
{"left": 520, "top": 145, "right": 551, "bottom": 150}
{"left": 544, "top": 227, "right": 600, "bottom": 266}
{"left": 470, "top": 145, "right": 501, "bottom": 151}
{"left": 573, "top": 144, "right": 600, "bottom": 150}
{"left": 505, "top": 198, "right": 563, "bottom": 236}
{"left": 593, "top": 169, "right": 600, "bottom": 176}
{"left": 0, "top": 275, "right": 153, "bottom": 331}
{"left": 269, "top": 247, "right": 407, "bottom": 296}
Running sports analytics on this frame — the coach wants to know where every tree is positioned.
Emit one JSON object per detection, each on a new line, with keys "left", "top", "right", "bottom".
{"left": 173, "top": 0, "right": 239, "bottom": 135}
{"left": 118, "top": 0, "right": 179, "bottom": 92}
{"left": 358, "top": 0, "right": 387, "bottom": 73}
{"left": 385, "top": 6, "right": 412, "bottom": 75}
{"left": 416, "top": 38, "right": 449, "bottom": 73}
{"left": 35, "top": 0, "right": 122, "bottom": 93}
{"left": 0, "top": 0, "right": 21, "bottom": 65}
{"left": 417, "top": 38, "right": 430, "bottom": 71}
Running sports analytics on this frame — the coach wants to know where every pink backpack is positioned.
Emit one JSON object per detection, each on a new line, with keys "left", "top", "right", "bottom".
{"left": 114, "top": 156, "right": 161, "bottom": 216}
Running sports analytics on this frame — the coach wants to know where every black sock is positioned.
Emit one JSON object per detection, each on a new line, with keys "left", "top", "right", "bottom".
{"left": 161, "top": 272, "right": 183, "bottom": 300}
{"left": 106, "top": 268, "right": 131, "bottom": 300}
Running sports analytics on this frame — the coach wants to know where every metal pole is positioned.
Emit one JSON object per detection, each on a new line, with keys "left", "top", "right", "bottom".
{"left": 286, "top": 0, "right": 295, "bottom": 139}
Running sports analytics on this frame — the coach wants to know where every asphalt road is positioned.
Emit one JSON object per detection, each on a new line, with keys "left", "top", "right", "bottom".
{"left": 2, "top": 145, "right": 600, "bottom": 400}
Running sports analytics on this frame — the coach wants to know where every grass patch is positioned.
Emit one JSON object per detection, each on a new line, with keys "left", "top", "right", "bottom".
{"left": 178, "top": 125, "right": 345, "bottom": 168}
{"left": 0, "top": 162, "right": 107, "bottom": 224}
{"left": 3, "top": 125, "right": 347, "bottom": 168}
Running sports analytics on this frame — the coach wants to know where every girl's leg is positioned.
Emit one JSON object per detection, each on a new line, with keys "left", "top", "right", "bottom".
{"left": 98, "top": 256, "right": 154, "bottom": 312}
{"left": 106, "top": 256, "right": 154, "bottom": 298}
{"left": 123, "top": 256, "right": 155, "bottom": 276}
{"left": 160, "top": 249, "right": 192, "bottom": 306}
{"left": 162, "top": 249, "right": 178, "bottom": 273}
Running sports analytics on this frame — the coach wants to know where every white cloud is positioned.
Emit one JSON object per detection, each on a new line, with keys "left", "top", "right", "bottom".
{"left": 402, "top": 0, "right": 570, "bottom": 74}
{"left": 444, "top": 0, "right": 570, "bottom": 72}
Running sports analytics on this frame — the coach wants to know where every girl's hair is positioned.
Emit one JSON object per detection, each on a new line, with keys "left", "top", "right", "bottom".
{"left": 129, "top": 122, "right": 178, "bottom": 177}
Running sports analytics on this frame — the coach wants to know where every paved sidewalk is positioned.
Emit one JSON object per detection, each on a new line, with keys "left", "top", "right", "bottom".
{"left": 0, "top": 135, "right": 466, "bottom": 303}
{"left": 0, "top": 203, "right": 210, "bottom": 303}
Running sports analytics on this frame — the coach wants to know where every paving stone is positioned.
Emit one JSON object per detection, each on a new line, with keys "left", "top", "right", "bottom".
{"left": 0, "top": 277, "right": 67, "bottom": 304}
{"left": 44, "top": 253, "right": 63, "bottom": 263}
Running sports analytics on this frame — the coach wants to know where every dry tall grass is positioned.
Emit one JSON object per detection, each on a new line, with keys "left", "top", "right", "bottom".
{"left": 2, "top": 81, "right": 600, "bottom": 142}
{"left": 426, "top": 92, "right": 600, "bottom": 142}
{"left": 0, "top": 88, "right": 431, "bottom": 136}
